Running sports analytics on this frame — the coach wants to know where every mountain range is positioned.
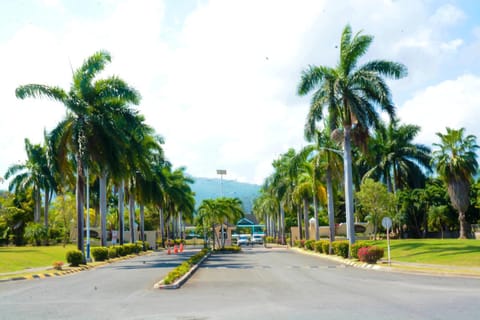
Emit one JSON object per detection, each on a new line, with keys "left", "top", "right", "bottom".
{"left": 190, "top": 177, "right": 261, "bottom": 213}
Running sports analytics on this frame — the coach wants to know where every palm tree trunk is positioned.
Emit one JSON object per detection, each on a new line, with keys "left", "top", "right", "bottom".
{"left": 76, "top": 157, "right": 85, "bottom": 256}
{"left": 326, "top": 168, "right": 335, "bottom": 244}
{"left": 297, "top": 206, "right": 303, "bottom": 240}
{"left": 43, "top": 187, "right": 49, "bottom": 232}
{"left": 129, "top": 190, "right": 135, "bottom": 243}
{"left": 34, "top": 187, "right": 41, "bottom": 223}
{"left": 280, "top": 205, "right": 285, "bottom": 245}
{"left": 99, "top": 171, "right": 108, "bottom": 246}
{"left": 140, "top": 203, "right": 145, "bottom": 248}
{"left": 343, "top": 126, "right": 356, "bottom": 247}
{"left": 458, "top": 211, "right": 469, "bottom": 239}
{"left": 159, "top": 207, "right": 165, "bottom": 247}
{"left": 303, "top": 198, "right": 309, "bottom": 240}
{"left": 118, "top": 180, "right": 125, "bottom": 245}
{"left": 313, "top": 194, "right": 319, "bottom": 241}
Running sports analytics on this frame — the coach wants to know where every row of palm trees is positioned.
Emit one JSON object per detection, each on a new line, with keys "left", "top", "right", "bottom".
{"left": 253, "top": 25, "right": 479, "bottom": 243}
{"left": 6, "top": 51, "right": 195, "bottom": 254}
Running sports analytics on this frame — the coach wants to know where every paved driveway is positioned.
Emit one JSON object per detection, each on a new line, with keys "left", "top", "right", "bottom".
{"left": 1, "top": 247, "right": 479, "bottom": 319}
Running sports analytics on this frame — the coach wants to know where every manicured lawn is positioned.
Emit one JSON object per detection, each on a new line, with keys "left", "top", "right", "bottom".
{"left": 0, "top": 245, "right": 76, "bottom": 273}
{"left": 363, "top": 239, "right": 480, "bottom": 266}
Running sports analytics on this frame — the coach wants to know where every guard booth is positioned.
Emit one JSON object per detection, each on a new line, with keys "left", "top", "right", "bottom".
{"left": 232, "top": 216, "right": 265, "bottom": 244}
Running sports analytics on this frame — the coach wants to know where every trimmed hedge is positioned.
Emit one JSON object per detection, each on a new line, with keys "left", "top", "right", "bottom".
{"left": 304, "top": 240, "right": 315, "bottom": 251}
{"left": 66, "top": 250, "right": 84, "bottom": 266}
{"left": 163, "top": 249, "right": 210, "bottom": 285}
{"left": 314, "top": 240, "right": 330, "bottom": 254}
{"left": 91, "top": 247, "right": 109, "bottom": 261}
{"left": 332, "top": 241, "right": 349, "bottom": 258}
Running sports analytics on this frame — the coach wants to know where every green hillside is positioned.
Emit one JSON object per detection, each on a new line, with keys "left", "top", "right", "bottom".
{"left": 191, "top": 177, "right": 260, "bottom": 213}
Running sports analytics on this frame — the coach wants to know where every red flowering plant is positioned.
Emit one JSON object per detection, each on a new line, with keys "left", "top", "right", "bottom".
{"left": 357, "top": 246, "right": 384, "bottom": 264}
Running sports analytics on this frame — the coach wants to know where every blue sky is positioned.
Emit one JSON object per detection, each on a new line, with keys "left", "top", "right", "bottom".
{"left": 1, "top": 0, "right": 480, "bottom": 188}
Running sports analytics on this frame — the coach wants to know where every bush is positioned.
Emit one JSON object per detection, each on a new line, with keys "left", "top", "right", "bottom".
{"left": 52, "top": 261, "right": 64, "bottom": 270}
{"left": 332, "top": 241, "right": 349, "bottom": 258}
{"left": 136, "top": 241, "right": 150, "bottom": 251}
{"left": 163, "top": 249, "right": 210, "bottom": 285}
{"left": 214, "top": 246, "right": 241, "bottom": 252}
{"left": 351, "top": 241, "right": 369, "bottom": 259}
{"left": 24, "top": 222, "right": 48, "bottom": 246}
{"left": 116, "top": 245, "right": 126, "bottom": 257}
{"left": 314, "top": 240, "right": 330, "bottom": 253}
{"left": 108, "top": 247, "right": 118, "bottom": 259}
{"left": 66, "top": 250, "right": 84, "bottom": 266}
{"left": 305, "top": 240, "right": 315, "bottom": 251}
{"left": 358, "top": 246, "right": 384, "bottom": 264}
{"left": 265, "top": 236, "right": 275, "bottom": 243}
{"left": 91, "top": 247, "right": 109, "bottom": 261}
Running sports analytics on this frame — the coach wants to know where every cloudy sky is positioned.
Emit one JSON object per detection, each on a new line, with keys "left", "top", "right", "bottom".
{"left": 1, "top": 0, "right": 480, "bottom": 189}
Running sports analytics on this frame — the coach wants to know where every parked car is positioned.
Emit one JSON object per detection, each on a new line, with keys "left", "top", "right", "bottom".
{"left": 251, "top": 234, "right": 264, "bottom": 245}
{"left": 237, "top": 234, "right": 250, "bottom": 246}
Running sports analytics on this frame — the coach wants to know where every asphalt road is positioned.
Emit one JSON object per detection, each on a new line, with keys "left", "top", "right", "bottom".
{"left": 1, "top": 247, "right": 479, "bottom": 320}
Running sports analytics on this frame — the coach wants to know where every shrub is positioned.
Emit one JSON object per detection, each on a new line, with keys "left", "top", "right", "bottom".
{"left": 332, "top": 241, "right": 349, "bottom": 258}
{"left": 314, "top": 240, "right": 330, "bottom": 253}
{"left": 137, "top": 241, "right": 150, "bottom": 251}
{"left": 351, "top": 241, "right": 369, "bottom": 259}
{"left": 108, "top": 247, "right": 118, "bottom": 259}
{"left": 163, "top": 249, "right": 210, "bottom": 285}
{"left": 305, "top": 240, "right": 315, "bottom": 251}
{"left": 66, "top": 250, "right": 84, "bottom": 266}
{"left": 214, "top": 246, "right": 241, "bottom": 253}
{"left": 52, "top": 261, "right": 64, "bottom": 270}
{"left": 24, "top": 222, "right": 48, "bottom": 246}
{"left": 358, "top": 246, "right": 384, "bottom": 264}
{"left": 91, "top": 247, "right": 109, "bottom": 261}
{"left": 322, "top": 241, "right": 331, "bottom": 254}
{"left": 265, "top": 236, "right": 275, "bottom": 243}
{"left": 116, "top": 245, "right": 126, "bottom": 257}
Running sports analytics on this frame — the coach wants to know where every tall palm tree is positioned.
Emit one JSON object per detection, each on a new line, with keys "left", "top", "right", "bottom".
{"left": 362, "top": 118, "right": 431, "bottom": 192}
{"left": 298, "top": 25, "right": 407, "bottom": 245}
{"left": 5, "top": 138, "right": 55, "bottom": 228}
{"left": 16, "top": 50, "right": 140, "bottom": 254}
{"left": 432, "top": 127, "right": 479, "bottom": 239}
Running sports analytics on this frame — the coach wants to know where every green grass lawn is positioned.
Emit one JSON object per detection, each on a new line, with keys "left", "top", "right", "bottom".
{"left": 363, "top": 239, "right": 480, "bottom": 266}
{"left": 0, "top": 245, "right": 76, "bottom": 273}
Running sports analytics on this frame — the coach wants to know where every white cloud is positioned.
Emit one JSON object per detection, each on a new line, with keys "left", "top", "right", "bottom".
{"left": 1, "top": 0, "right": 480, "bottom": 189}
{"left": 398, "top": 74, "right": 480, "bottom": 147}
{"left": 430, "top": 3, "right": 465, "bottom": 26}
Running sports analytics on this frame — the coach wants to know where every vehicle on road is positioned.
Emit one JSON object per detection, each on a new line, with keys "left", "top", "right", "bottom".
{"left": 251, "top": 234, "right": 264, "bottom": 245}
{"left": 237, "top": 234, "right": 250, "bottom": 246}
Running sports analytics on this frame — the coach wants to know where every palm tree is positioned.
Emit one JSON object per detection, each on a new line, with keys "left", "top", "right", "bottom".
{"left": 298, "top": 25, "right": 407, "bottom": 245}
{"left": 362, "top": 118, "right": 431, "bottom": 192}
{"left": 5, "top": 138, "right": 55, "bottom": 228}
{"left": 432, "top": 127, "right": 479, "bottom": 239}
{"left": 16, "top": 51, "right": 140, "bottom": 254}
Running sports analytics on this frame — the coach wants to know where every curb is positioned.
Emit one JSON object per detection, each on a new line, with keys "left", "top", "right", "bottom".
{"left": 0, "top": 251, "right": 153, "bottom": 283}
{"left": 154, "top": 252, "right": 211, "bottom": 289}
{"left": 290, "top": 247, "right": 480, "bottom": 277}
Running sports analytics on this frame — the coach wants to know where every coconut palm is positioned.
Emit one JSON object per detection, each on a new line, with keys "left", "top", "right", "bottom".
{"left": 298, "top": 25, "right": 407, "bottom": 245}
{"left": 432, "top": 127, "right": 479, "bottom": 239}
{"left": 16, "top": 50, "right": 140, "bottom": 253}
{"left": 362, "top": 118, "right": 431, "bottom": 192}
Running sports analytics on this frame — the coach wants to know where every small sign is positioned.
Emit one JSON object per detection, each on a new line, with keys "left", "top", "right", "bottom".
{"left": 382, "top": 217, "right": 392, "bottom": 229}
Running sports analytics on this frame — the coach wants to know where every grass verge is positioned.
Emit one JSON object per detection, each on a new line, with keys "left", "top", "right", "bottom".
{"left": 361, "top": 239, "right": 480, "bottom": 266}
{"left": 0, "top": 245, "right": 76, "bottom": 274}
